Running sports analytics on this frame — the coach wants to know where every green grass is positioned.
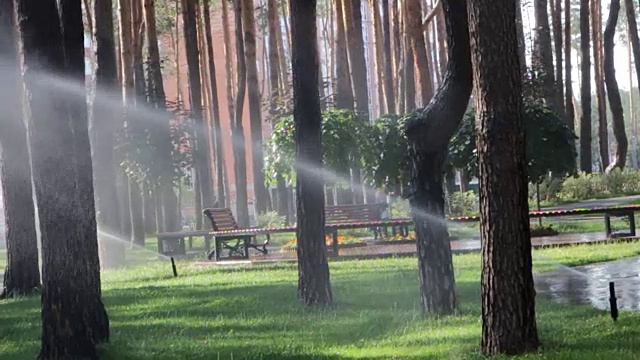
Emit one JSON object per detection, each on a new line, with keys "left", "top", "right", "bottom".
{"left": 3, "top": 242, "right": 640, "bottom": 359}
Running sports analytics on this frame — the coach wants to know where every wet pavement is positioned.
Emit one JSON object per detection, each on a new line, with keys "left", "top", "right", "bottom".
{"left": 535, "top": 256, "right": 640, "bottom": 311}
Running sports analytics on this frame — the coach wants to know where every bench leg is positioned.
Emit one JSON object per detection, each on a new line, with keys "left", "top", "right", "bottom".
{"left": 204, "top": 235, "right": 212, "bottom": 253}
{"left": 332, "top": 230, "right": 339, "bottom": 255}
{"left": 244, "top": 237, "right": 250, "bottom": 259}
{"left": 605, "top": 213, "right": 612, "bottom": 238}
{"left": 630, "top": 213, "right": 636, "bottom": 237}
{"left": 157, "top": 237, "right": 163, "bottom": 255}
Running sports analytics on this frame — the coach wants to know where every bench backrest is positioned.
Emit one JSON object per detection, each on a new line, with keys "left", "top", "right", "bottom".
{"left": 203, "top": 208, "right": 240, "bottom": 231}
{"left": 325, "top": 203, "right": 387, "bottom": 224}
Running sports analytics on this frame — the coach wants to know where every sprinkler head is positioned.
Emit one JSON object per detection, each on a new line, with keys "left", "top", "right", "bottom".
{"left": 609, "top": 281, "right": 618, "bottom": 322}
{"left": 170, "top": 257, "right": 178, "bottom": 278}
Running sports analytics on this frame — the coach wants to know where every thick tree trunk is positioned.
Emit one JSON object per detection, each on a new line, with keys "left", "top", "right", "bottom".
{"left": 203, "top": 0, "right": 226, "bottom": 207}
{"left": 0, "top": 0, "right": 40, "bottom": 298}
{"left": 343, "top": 0, "right": 370, "bottom": 114}
{"left": 291, "top": 0, "right": 333, "bottom": 306}
{"left": 592, "top": 0, "right": 609, "bottom": 169}
{"left": 93, "top": 0, "right": 125, "bottom": 268}
{"left": 406, "top": 0, "right": 471, "bottom": 314}
{"left": 182, "top": 0, "right": 214, "bottom": 215}
{"left": 580, "top": 0, "right": 592, "bottom": 172}
{"left": 335, "top": 0, "right": 354, "bottom": 110}
{"left": 381, "top": 0, "right": 395, "bottom": 114}
{"left": 564, "top": 0, "right": 575, "bottom": 131}
{"left": 605, "top": 0, "right": 628, "bottom": 172}
{"left": 233, "top": 0, "right": 250, "bottom": 227}
{"left": 467, "top": 0, "right": 539, "bottom": 354}
{"left": 532, "top": 0, "right": 559, "bottom": 111}
{"left": 17, "top": 0, "right": 110, "bottom": 357}
{"left": 551, "top": 0, "right": 565, "bottom": 113}
{"left": 241, "top": 0, "right": 269, "bottom": 216}
{"left": 407, "top": 0, "right": 434, "bottom": 105}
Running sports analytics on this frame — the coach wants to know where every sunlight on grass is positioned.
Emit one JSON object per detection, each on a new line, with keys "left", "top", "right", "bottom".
{"left": 2, "top": 242, "right": 640, "bottom": 359}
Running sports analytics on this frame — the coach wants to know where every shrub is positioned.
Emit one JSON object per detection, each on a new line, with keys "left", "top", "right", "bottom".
{"left": 257, "top": 211, "right": 287, "bottom": 228}
{"left": 445, "top": 191, "right": 479, "bottom": 217}
{"left": 557, "top": 169, "right": 640, "bottom": 202}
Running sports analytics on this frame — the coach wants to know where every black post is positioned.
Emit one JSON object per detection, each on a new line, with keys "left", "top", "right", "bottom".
{"left": 170, "top": 257, "right": 178, "bottom": 277}
{"left": 609, "top": 281, "right": 618, "bottom": 321}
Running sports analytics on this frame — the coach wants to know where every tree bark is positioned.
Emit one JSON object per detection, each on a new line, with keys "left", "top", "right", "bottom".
{"left": 625, "top": 0, "right": 640, "bottom": 167}
{"left": 406, "top": 0, "right": 434, "bottom": 105}
{"left": 93, "top": 0, "right": 126, "bottom": 267}
{"left": 516, "top": 0, "right": 527, "bottom": 74}
{"left": 372, "top": 0, "right": 386, "bottom": 114}
{"left": 203, "top": 0, "right": 227, "bottom": 207}
{"left": 580, "top": 0, "right": 592, "bottom": 173}
{"left": 403, "top": 12, "right": 416, "bottom": 112}
{"left": 406, "top": 0, "right": 471, "bottom": 314}
{"left": 564, "top": 0, "right": 575, "bottom": 132}
{"left": 381, "top": 0, "right": 396, "bottom": 114}
{"left": 291, "top": 0, "right": 333, "bottom": 306}
{"left": 182, "top": 0, "right": 214, "bottom": 215}
{"left": 334, "top": 0, "right": 355, "bottom": 110}
{"left": 592, "top": 0, "right": 609, "bottom": 169}
{"left": 604, "top": 0, "right": 628, "bottom": 172}
{"left": 0, "top": 0, "right": 40, "bottom": 298}
{"left": 467, "top": 0, "right": 540, "bottom": 354}
{"left": 343, "top": 0, "right": 370, "bottom": 114}
{"left": 532, "top": 0, "right": 559, "bottom": 111}
{"left": 233, "top": 0, "right": 250, "bottom": 227}
{"left": 550, "top": 0, "right": 565, "bottom": 114}
{"left": 17, "top": 0, "right": 110, "bottom": 356}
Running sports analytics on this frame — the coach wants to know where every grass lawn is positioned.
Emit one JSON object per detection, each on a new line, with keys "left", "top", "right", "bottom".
{"left": 3, "top": 243, "right": 640, "bottom": 359}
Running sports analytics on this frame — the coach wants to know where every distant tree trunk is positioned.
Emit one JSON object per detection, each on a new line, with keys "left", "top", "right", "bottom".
{"left": 182, "top": 0, "right": 214, "bottom": 218}
{"left": 532, "top": 0, "right": 559, "bottom": 111}
{"left": 403, "top": 7, "right": 416, "bottom": 112}
{"left": 233, "top": 0, "right": 250, "bottom": 227}
{"left": 129, "top": 179, "right": 145, "bottom": 246}
{"left": 605, "top": 0, "right": 628, "bottom": 172}
{"left": 406, "top": 0, "right": 471, "bottom": 314}
{"left": 381, "top": 0, "right": 395, "bottom": 114}
{"left": 242, "top": 0, "right": 269, "bottom": 216}
{"left": 334, "top": 0, "right": 354, "bottom": 110}
{"left": 343, "top": 0, "right": 370, "bottom": 114}
{"left": 221, "top": 0, "right": 236, "bottom": 142}
{"left": 372, "top": 0, "right": 386, "bottom": 113}
{"left": 564, "top": 0, "right": 575, "bottom": 131}
{"left": 203, "top": 0, "right": 226, "bottom": 207}
{"left": 143, "top": 184, "right": 157, "bottom": 235}
{"left": 550, "top": 0, "right": 565, "bottom": 113}
{"left": 467, "top": 0, "right": 540, "bottom": 355}
{"left": 291, "top": 0, "right": 333, "bottom": 306}
{"left": 580, "top": 0, "right": 592, "bottom": 173}
{"left": 0, "top": 0, "right": 40, "bottom": 298}
{"left": 516, "top": 0, "right": 527, "bottom": 74}
{"left": 17, "top": 0, "right": 109, "bottom": 356}
{"left": 406, "top": 0, "right": 434, "bottom": 105}
{"left": 392, "top": 0, "right": 402, "bottom": 107}
{"left": 592, "top": 0, "right": 609, "bottom": 170}
{"left": 144, "top": 0, "right": 180, "bottom": 232}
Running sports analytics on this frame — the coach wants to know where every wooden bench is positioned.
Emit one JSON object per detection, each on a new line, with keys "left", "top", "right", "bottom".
{"left": 325, "top": 203, "right": 389, "bottom": 239}
{"left": 203, "top": 208, "right": 270, "bottom": 261}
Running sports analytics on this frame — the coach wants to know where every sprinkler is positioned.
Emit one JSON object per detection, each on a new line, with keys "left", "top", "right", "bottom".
{"left": 170, "top": 257, "right": 178, "bottom": 278}
{"left": 609, "top": 281, "right": 618, "bottom": 322}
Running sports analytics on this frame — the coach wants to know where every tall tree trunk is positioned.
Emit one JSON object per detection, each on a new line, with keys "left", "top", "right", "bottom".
{"left": 343, "top": 0, "right": 370, "bottom": 114}
{"left": 241, "top": 0, "right": 269, "bottom": 216}
{"left": 203, "top": 0, "right": 226, "bottom": 207}
{"left": 467, "top": 0, "right": 540, "bottom": 355}
{"left": 532, "top": 0, "right": 559, "bottom": 111}
{"left": 291, "top": 0, "right": 333, "bottom": 306}
{"left": 551, "top": 0, "right": 565, "bottom": 113}
{"left": 605, "top": 0, "right": 628, "bottom": 172}
{"left": 407, "top": 0, "right": 434, "bottom": 105}
{"left": 403, "top": 12, "right": 416, "bottom": 111}
{"left": 372, "top": 0, "right": 386, "bottom": 114}
{"left": 381, "top": 0, "right": 396, "bottom": 113}
{"left": 516, "top": 0, "right": 527, "bottom": 74}
{"left": 143, "top": 184, "right": 157, "bottom": 235}
{"left": 592, "top": 0, "right": 609, "bottom": 169}
{"left": 335, "top": 0, "right": 354, "bottom": 110}
{"left": 233, "top": 0, "right": 250, "bottom": 227}
{"left": 564, "top": 0, "right": 575, "bottom": 131}
{"left": 182, "top": 0, "right": 215, "bottom": 219}
{"left": 392, "top": 0, "right": 402, "bottom": 108}
{"left": 625, "top": 0, "right": 640, "bottom": 166}
{"left": 406, "top": 0, "right": 471, "bottom": 314}
{"left": 17, "top": 0, "right": 109, "bottom": 356}
{"left": 222, "top": 0, "right": 236, "bottom": 145}
{"left": 144, "top": 0, "right": 180, "bottom": 232}
{"left": 580, "top": 0, "right": 592, "bottom": 173}
{"left": 0, "top": 0, "right": 40, "bottom": 297}
{"left": 93, "top": 0, "right": 125, "bottom": 267}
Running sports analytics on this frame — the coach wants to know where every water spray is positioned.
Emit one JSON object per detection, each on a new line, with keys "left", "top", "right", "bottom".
{"left": 170, "top": 257, "right": 178, "bottom": 278}
{"left": 609, "top": 281, "right": 618, "bottom": 322}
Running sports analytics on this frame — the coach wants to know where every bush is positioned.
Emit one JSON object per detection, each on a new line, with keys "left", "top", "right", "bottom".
{"left": 445, "top": 191, "right": 479, "bottom": 217}
{"left": 257, "top": 211, "right": 287, "bottom": 228}
{"left": 557, "top": 169, "right": 640, "bottom": 202}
